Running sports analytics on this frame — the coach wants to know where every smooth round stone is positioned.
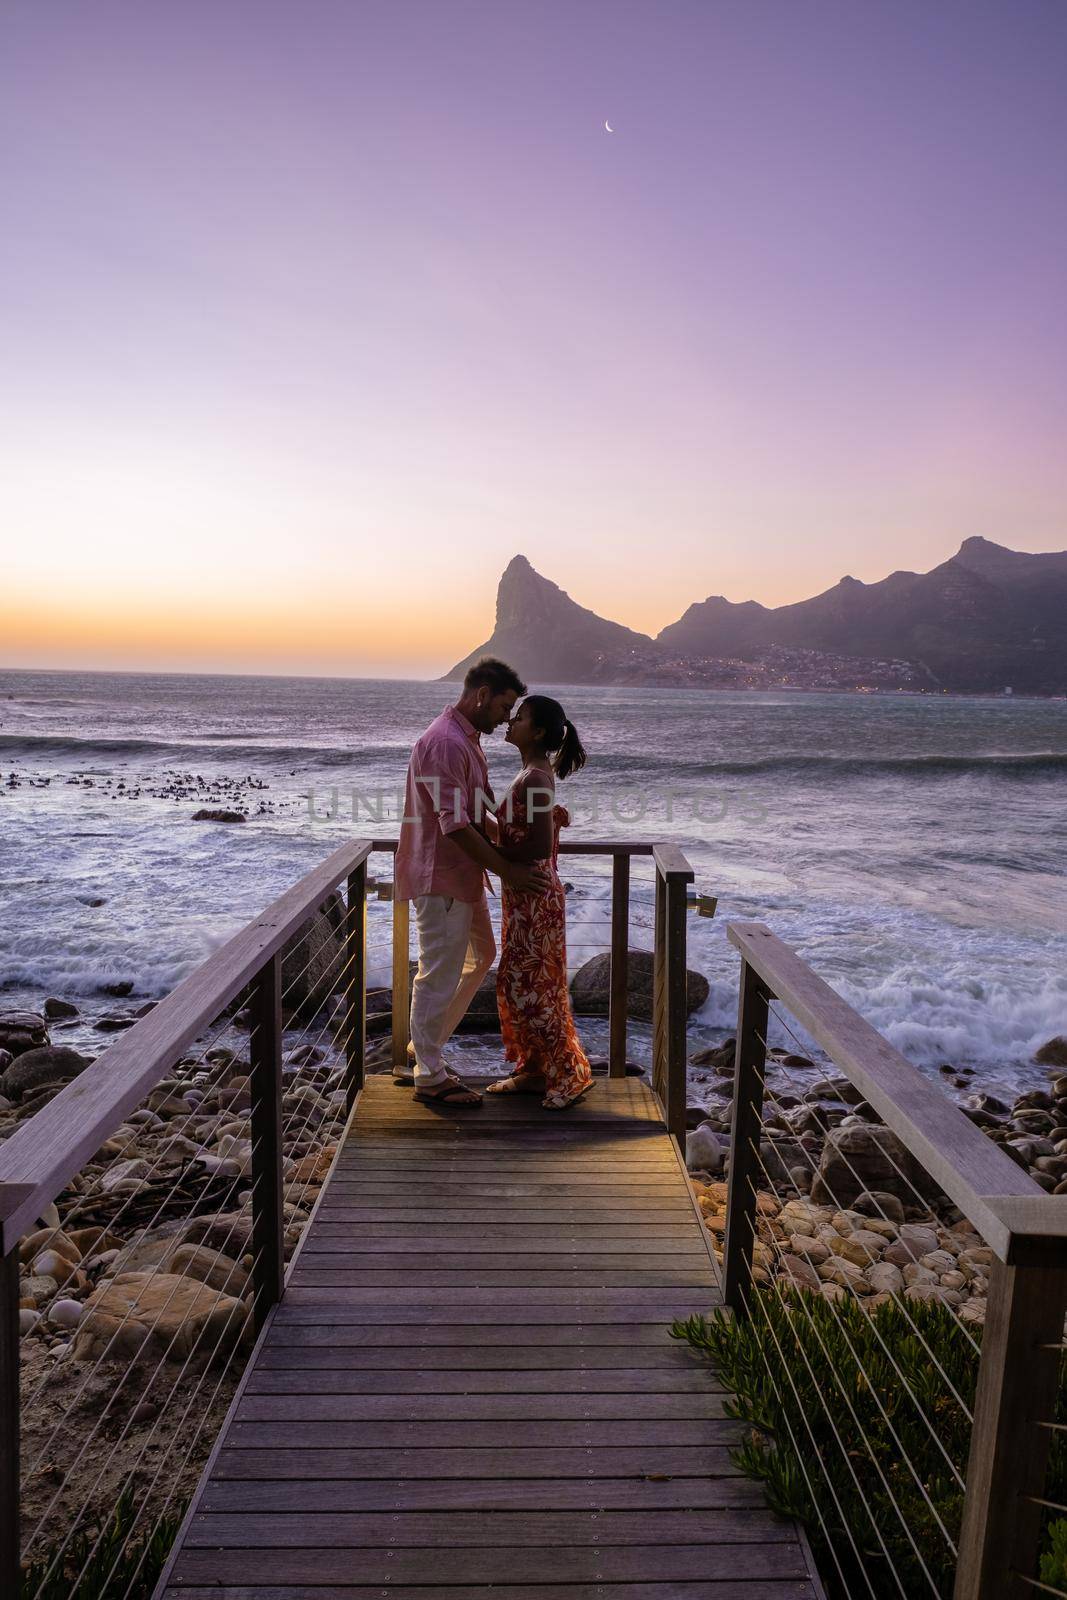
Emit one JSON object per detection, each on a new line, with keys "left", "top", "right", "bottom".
{"left": 19, "top": 1309, "right": 41, "bottom": 1334}
{"left": 685, "top": 1126, "right": 723, "bottom": 1173}
{"left": 47, "top": 1298, "right": 84, "bottom": 1329}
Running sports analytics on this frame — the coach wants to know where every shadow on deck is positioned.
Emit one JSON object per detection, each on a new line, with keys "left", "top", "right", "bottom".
{"left": 155, "top": 1076, "right": 822, "bottom": 1598}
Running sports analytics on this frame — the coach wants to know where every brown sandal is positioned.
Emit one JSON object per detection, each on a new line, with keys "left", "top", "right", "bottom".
{"left": 414, "top": 1074, "right": 483, "bottom": 1107}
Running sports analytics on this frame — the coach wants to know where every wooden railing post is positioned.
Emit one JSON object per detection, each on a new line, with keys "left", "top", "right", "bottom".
{"left": 651, "top": 848, "right": 694, "bottom": 1143}
{"left": 391, "top": 896, "right": 411, "bottom": 1071}
{"left": 0, "top": 1243, "right": 20, "bottom": 1599}
{"left": 953, "top": 1254, "right": 1067, "bottom": 1600}
{"left": 722, "top": 957, "right": 770, "bottom": 1313}
{"left": 608, "top": 853, "right": 630, "bottom": 1078}
{"left": 344, "top": 862, "right": 367, "bottom": 1112}
{"left": 652, "top": 870, "right": 667, "bottom": 1107}
{"left": 662, "top": 874, "right": 689, "bottom": 1143}
{"left": 248, "top": 953, "right": 285, "bottom": 1332}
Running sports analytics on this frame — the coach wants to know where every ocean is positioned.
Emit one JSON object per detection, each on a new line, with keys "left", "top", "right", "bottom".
{"left": 1, "top": 668, "right": 1064, "bottom": 1097}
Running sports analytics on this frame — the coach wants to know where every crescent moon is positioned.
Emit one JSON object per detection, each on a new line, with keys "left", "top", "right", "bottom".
{"left": 604, "top": 120, "right": 614, "bottom": 133}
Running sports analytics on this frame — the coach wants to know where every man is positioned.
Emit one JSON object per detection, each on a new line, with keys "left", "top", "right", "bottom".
{"left": 394, "top": 657, "right": 550, "bottom": 1105}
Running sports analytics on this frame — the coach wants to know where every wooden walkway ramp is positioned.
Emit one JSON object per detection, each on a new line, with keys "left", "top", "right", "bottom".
{"left": 158, "top": 1076, "right": 821, "bottom": 1599}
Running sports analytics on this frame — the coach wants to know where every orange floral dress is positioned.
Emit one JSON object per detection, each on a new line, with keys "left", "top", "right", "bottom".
{"left": 496, "top": 770, "right": 594, "bottom": 1108}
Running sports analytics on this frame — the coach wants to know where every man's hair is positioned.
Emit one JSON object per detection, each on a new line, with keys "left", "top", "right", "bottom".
{"left": 463, "top": 656, "right": 526, "bottom": 697}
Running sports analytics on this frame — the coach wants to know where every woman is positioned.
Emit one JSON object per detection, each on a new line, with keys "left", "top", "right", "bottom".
{"left": 486, "top": 694, "right": 594, "bottom": 1110}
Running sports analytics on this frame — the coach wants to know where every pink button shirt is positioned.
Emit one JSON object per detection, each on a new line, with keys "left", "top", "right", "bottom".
{"left": 394, "top": 706, "right": 493, "bottom": 903}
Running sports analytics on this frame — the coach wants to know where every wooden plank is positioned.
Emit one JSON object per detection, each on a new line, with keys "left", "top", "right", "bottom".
{"left": 255, "top": 1345, "right": 706, "bottom": 1370}
{"left": 271, "top": 1305, "right": 720, "bottom": 1327}
{"left": 0, "top": 838, "right": 374, "bottom": 1253}
{"left": 302, "top": 1234, "right": 706, "bottom": 1252}
{"left": 287, "top": 1272, "right": 716, "bottom": 1289}
{"left": 243, "top": 1368, "right": 721, "bottom": 1395}
{"left": 170, "top": 1581, "right": 814, "bottom": 1600}
{"left": 234, "top": 1393, "right": 729, "bottom": 1421}
{"left": 201, "top": 1476, "right": 765, "bottom": 1512}
{"left": 186, "top": 1508, "right": 793, "bottom": 1548}
{"left": 281, "top": 1285, "right": 715, "bottom": 1304}
{"left": 225, "top": 1419, "right": 743, "bottom": 1448}
{"left": 314, "top": 1208, "right": 695, "bottom": 1223}
{"left": 267, "top": 1319, "right": 701, "bottom": 1341}
{"left": 323, "top": 1178, "right": 687, "bottom": 1192}
{"left": 213, "top": 1444, "right": 739, "bottom": 1480}
{"left": 727, "top": 921, "right": 1042, "bottom": 1259}
{"left": 168, "top": 1545, "right": 811, "bottom": 1586}
{"left": 292, "top": 1253, "right": 711, "bottom": 1272}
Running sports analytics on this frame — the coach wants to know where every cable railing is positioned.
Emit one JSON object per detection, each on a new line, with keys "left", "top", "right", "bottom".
{"left": 0, "top": 832, "right": 701, "bottom": 1598}
{"left": 704, "top": 919, "right": 1067, "bottom": 1600}
{"left": 363, "top": 836, "right": 698, "bottom": 1135}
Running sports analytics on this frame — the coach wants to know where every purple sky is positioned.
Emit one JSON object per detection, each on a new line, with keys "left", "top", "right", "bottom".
{"left": 2, "top": 0, "right": 1066, "bottom": 674}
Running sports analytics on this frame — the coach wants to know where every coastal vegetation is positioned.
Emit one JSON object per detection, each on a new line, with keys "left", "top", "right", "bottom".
{"left": 674, "top": 1291, "right": 1067, "bottom": 1599}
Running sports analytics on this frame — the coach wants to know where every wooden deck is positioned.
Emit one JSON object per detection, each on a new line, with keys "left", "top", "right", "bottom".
{"left": 157, "top": 1075, "right": 822, "bottom": 1599}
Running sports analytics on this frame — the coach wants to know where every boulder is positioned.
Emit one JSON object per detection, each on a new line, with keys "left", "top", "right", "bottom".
{"left": 804, "top": 1076, "right": 865, "bottom": 1106}
{"left": 811, "top": 1123, "right": 942, "bottom": 1209}
{"left": 191, "top": 809, "right": 246, "bottom": 823}
{"left": 43, "top": 997, "right": 79, "bottom": 1019}
{"left": 280, "top": 894, "right": 346, "bottom": 1015}
{"left": 1036, "top": 1037, "right": 1067, "bottom": 1068}
{"left": 1, "top": 1045, "right": 91, "bottom": 1101}
{"left": 0, "top": 1011, "right": 49, "bottom": 1059}
{"left": 685, "top": 1126, "right": 722, "bottom": 1174}
{"left": 852, "top": 1190, "right": 906, "bottom": 1226}
{"left": 72, "top": 1271, "right": 250, "bottom": 1362}
{"left": 113, "top": 1234, "right": 248, "bottom": 1296}
{"left": 570, "top": 950, "right": 709, "bottom": 1022}
{"left": 184, "top": 1211, "right": 256, "bottom": 1258}
{"left": 689, "top": 1040, "right": 736, "bottom": 1070}
{"left": 779, "top": 1254, "right": 821, "bottom": 1290}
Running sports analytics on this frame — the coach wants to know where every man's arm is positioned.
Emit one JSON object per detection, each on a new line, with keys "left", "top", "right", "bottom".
{"left": 447, "top": 824, "right": 551, "bottom": 894}
{"left": 422, "top": 736, "right": 550, "bottom": 894}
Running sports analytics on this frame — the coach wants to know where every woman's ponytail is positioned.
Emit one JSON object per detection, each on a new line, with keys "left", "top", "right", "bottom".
{"left": 521, "top": 694, "right": 588, "bottom": 780}
{"left": 552, "top": 718, "right": 587, "bottom": 781}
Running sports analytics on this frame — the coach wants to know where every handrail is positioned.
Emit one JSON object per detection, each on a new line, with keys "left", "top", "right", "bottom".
{"left": 371, "top": 836, "right": 665, "bottom": 856}
{"left": 0, "top": 838, "right": 373, "bottom": 1254}
{"left": 726, "top": 921, "right": 1043, "bottom": 1263}
{"left": 721, "top": 919, "right": 1067, "bottom": 1600}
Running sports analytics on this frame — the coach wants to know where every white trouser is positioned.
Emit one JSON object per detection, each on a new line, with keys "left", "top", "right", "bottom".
{"left": 408, "top": 893, "right": 495, "bottom": 1084}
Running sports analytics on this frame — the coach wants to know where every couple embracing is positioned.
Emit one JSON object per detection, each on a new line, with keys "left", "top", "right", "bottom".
{"left": 393, "top": 656, "right": 593, "bottom": 1110}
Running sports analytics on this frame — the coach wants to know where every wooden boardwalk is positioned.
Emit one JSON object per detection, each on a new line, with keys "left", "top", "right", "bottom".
{"left": 158, "top": 1075, "right": 822, "bottom": 1599}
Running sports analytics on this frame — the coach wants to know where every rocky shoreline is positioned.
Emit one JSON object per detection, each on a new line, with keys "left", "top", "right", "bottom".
{"left": 683, "top": 1033, "right": 1067, "bottom": 1324}
{"left": 1, "top": 987, "right": 349, "bottom": 1570}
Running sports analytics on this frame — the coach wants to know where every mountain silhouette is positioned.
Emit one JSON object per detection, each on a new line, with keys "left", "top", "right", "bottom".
{"left": 445, "top": 539, "right": 1067, "bottom": 693}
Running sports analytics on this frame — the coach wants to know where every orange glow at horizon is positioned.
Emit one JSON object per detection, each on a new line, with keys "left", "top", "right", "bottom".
{"left": 0, "top": 587, "right": 486, "bottom": 677}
